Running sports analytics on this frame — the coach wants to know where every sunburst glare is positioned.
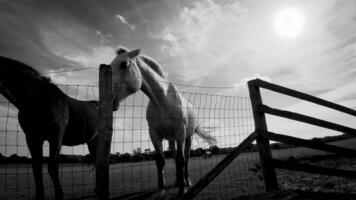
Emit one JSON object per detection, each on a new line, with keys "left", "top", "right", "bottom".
{"left": 274, "top": 7, "right": 306, "bottom": 38}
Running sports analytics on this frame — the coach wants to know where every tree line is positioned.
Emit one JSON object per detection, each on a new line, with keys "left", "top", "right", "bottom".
{"left": 1, "top": 133, "right": 351, "bottom": 164}
{"left": 0, "top": 144, "right": 255, "bottom": 164}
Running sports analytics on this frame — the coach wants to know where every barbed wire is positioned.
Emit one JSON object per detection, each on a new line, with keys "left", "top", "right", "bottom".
{"left": 170, "top": 81, "right": 242, "bottom": 89}
{"left": 44, "top": 67, "right": 244, "bottom": 90}
{"left": 44, "top": 67, "right": 98, "bottom": 75}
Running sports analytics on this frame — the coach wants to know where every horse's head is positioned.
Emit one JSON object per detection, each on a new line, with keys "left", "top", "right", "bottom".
{"left": 110, "top": 47, "right": 142, "bottom": 111}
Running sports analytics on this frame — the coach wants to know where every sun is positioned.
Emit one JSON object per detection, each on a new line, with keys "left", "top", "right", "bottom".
{"left": 274, "top": 7, "right": 305, "bottom": 38}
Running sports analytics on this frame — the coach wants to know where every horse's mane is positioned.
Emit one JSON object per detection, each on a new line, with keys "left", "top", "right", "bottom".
{"left": 0, "top": 56, "right": 51, "bottom": 84}
{"left": 140, "top": 55, "right": 166, "bottom": 79}
{"left": 116, "top": 47, "right": 166, "bottom": 79}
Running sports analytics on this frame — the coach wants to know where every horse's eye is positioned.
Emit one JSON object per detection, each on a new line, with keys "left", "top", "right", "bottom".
{"left": 120, "top": 61, "right": 128, "bottom": 70}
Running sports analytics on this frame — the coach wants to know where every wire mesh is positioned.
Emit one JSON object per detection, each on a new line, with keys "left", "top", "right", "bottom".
{"left": 108, "top": 88, "right": 264, "bottom": 200}
{"left": 0, "top": 84, "right": 265, "bottom": 200}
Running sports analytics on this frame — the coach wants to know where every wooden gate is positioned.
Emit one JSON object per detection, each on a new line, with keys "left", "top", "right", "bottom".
{"left": 183, "top": 78, "right": 356, "bottom": 199}
{"left": 247, "top": 79, "right": 356, "bottom": 191}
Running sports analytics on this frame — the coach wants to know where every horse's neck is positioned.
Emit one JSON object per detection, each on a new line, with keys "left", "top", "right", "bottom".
{"left": 0, "top": 83, "right": 20, "bottom": 109}
{"left": 139, "top": 63, "right": 171, "bottom": 107}
{"left": 0, "top": 78, "right": 46, "bottom": 110}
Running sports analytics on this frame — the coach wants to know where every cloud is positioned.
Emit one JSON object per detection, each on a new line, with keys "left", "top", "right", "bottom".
{"left": 234, "top": 73, "right": 272, "bottom": 89}
{"left": 161, "top": 32, "right": 182, "bottom": 56}
{"left": 95, "top": 30, "right": 114, "bottom": 45}
{"left": 151, "top": 0, "right": 356, "bottom": 101}
{"left": 115, "top": 14, "right": 136, "bottom": 31}
{"left": 178, "top": 0, "right": 223, "bottom": 46}
{"left": 55, "top": 45, "right": 115, "bottom": 68}
{"left": 1, "top": 0, "right": 356, "bottom": 153}
{"left": 38, "top": 23, "right": 117, "bottom": 86}
{"left": 47, "top": 68, "right": 98, "bottom": 86}
{"left": 152, "top": 0, "right": 247, "bottom": 84}
{"left": 161, "top": 0, "right": 224, "bottom": 51}
{"left": 39, "top": 23, "right": 117, "bottom": 67}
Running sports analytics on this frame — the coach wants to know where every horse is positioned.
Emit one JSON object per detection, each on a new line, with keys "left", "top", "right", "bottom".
{"left": 0, "top": 56, "right": 100, "bottom": 200}
{"left": 110, "top": 47, "right": 217, "bottom": 197}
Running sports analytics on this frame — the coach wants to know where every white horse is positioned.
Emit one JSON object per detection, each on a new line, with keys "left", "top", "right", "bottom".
{"left": 110, "top": 47, "right": 216, "bottom": 197}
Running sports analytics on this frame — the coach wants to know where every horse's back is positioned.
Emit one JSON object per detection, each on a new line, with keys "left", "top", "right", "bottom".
{"left": 0, "top": 56, "right": 24, "bottom": 69}
{"left": 18, "top": 86, "right": 99, "bottom": 145}
{"left": 17, "top": 85, "right": 70, "bottom": 140}
{"left": 146, "top": 83, "right": 196, "bottom": 140}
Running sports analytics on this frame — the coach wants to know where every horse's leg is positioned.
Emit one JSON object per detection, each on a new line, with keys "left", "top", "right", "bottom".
{"left": 48, "top": 135, "right": 64, "bottom": 200}
{"left": 175, "top": 138, "right": 186, "bottom": 196}
{"left": 184, "top": 136, "right": 192, "bottom": 187}
{"left": 169, "top": 140, "right": 176, "bottom": 158}
{"left": 26, "top": 137, "right": 44, "bottom": 200}
{"left": 87, "top": 136, "right": 97, "bottom": 195}
{"left": 87, "top": 136, "right": 97, "bottom": 165}
{"left": 149, "top": 129, "right": 166, "bottom": 191}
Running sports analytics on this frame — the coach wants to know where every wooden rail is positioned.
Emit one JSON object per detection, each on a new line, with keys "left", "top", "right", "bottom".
{"left": 253, "top": 79, "right": 356, "bottom": 117}
{"left": 182, "top": 131, "right": 258, "bottom": 200}
{"left": 259, "top": 105, "right": 356, "bottom": 136}
{"left": 247, "top": 79, "right": 356, "bottom": 193}
{"left": 268, "top": 131, "right": 356, "bottom": 157}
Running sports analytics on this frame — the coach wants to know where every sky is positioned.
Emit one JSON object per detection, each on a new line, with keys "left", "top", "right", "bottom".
{"left": 0, "top": 0, "right": 355, "bottom": 156}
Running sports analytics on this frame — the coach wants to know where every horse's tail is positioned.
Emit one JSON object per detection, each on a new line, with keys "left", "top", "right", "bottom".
{"left": 195, "top": 125, "right": 217, "bottom": 146}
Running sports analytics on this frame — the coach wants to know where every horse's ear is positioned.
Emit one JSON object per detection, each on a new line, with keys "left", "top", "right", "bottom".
{"left": 127, "top": 49, "right": 141, "bottom": 58}
{"left": 116, "top": 48, "right": 128, "bottom": 55}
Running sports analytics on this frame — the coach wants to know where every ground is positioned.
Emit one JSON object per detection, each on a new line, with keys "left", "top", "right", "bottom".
{"left": 234, "top": 190, "right": 356, "bottom": 200}
{"left": 1, "top": 138, "right": 356, "bottom": 200}
{"left": 277, "top": 156, "right": 356, "bottom": 194}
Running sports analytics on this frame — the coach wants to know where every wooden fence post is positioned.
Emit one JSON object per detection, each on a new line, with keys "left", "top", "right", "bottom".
{"left": 96, "top": 64, "right": 113, "bottom": 200}
{"left": 248, "top": 80, "right": 278, "bottom": 191}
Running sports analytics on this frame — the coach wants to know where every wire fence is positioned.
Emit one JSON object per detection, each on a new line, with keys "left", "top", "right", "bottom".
{"left": 0, "top": 84, "right": 266, "bottom": 200}
{"left": 0, "top": 85, "right": 99, "bottom": 200}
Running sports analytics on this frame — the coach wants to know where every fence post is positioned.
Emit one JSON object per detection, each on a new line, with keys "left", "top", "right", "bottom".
{"left": 248, "top": 79, "right": 278, "bottom": 191}
{"left": 96, "top": 64, "right": 113, "bottom": 200}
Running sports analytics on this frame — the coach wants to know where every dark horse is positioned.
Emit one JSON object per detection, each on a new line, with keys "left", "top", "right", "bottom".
{"left": 0, "top": 56, "right": 99, "bottom": 200}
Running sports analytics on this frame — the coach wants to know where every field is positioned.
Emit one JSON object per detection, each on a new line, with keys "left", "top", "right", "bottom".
{"left": 1, "top": 138, "right": 356, "bottom": 200}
